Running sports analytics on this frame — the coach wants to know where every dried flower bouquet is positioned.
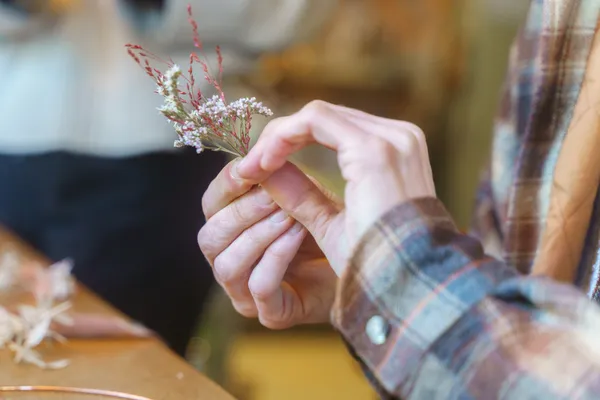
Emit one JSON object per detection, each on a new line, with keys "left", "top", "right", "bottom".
{"left": 126, "top": 5, "right": 273, "bottom": 157}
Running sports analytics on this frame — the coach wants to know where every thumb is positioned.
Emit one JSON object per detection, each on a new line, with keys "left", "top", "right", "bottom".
{"left": 261, "top": 162, "right": 338, "bottom": 249}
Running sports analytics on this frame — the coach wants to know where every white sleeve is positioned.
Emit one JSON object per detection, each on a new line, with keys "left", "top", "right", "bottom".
{"left": 0, "top": 3, "right": 53, "bottom": 39}
{"left": 141, "top": 0, "right": 338, "bottom": 53}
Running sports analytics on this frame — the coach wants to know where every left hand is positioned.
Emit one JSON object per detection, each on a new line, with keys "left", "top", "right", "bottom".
{"left": 199, "top": 160, "right": 339, "bottom": 328}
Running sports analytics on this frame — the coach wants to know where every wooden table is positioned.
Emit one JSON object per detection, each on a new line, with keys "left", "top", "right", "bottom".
{"left": 0, "top": 228, "right": 235, "bottom": 400}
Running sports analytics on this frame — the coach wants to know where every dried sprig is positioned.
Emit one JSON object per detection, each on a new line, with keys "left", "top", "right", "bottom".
{"left": 7, "top": 301, "right": 72, "bottom": 370}
{"left": 31, "top": 259, "right": 76, "bottom": 305}
{"left": 126, "top": 5, "right": 273, "bottom": 157}
{"left": 0, "top": 253, "right": 73, "bottom": 369}
{"left": 0, "top": 253, "right": 152, "bottom": 370}
{"left": 0, "top": 251, "right": 19, "bottom": 290}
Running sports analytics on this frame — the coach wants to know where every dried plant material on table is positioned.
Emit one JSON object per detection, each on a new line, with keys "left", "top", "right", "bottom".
{"left": 0, "top": 252, "right": 75, "bottom": 369}
{"left": 1, "top": 250, "right": 153, "bottom": 373}
{"left": 0, "top": 385, "right": 154, "bottom": 399}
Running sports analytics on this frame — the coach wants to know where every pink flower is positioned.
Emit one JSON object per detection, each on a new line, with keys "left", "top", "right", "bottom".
{"left": 126, "top": 6, "right": 273, "bottom": 157}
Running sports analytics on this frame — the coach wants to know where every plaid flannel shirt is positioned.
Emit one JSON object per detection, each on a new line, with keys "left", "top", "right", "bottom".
{"left": 331, "top": 1, "right": 600, "bottom": 398}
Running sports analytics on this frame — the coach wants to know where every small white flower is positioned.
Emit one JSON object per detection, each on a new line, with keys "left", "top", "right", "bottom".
{"left": 157, "top": 85, "right": 168, "bottom": 96}
{"left": 47, "top": 260, "right": 75, "bottom": 300}
{"left": 164, "top": 64, "right": 181, "bottom": 80}
{"left": 0, "top": 251, "right": 19, "bottom": 290}
{"left": 0, "top": 307, "right": 21, "bottom": 348}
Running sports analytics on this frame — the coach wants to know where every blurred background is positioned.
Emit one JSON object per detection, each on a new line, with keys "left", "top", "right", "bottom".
{"left": 0, "top": 0, "right": 531, "bottom": 399}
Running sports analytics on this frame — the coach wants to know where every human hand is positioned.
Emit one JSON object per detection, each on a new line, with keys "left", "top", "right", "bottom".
{"left": 199, "top": 161, "right": 339, "bottom": 329}
{"left": 236, "top": 101, "right": 436, "bottom": 274}
{"left": 199, "top": 101, "right": 435, "bottom": 328}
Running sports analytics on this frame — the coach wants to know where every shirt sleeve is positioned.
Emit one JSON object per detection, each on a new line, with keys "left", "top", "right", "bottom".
{"left": 122, "top": 0, "right": 338, "bottom": 53}
{"left": 332, "top": 197, "right": 600, "bottom": 399}
{"left": 469, "top": 167, "right": 504, "bottom": 259}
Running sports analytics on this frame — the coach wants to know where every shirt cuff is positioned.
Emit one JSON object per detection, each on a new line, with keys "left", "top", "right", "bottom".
{"left": 331, "top": 197, "right": 518, "bottom": 395}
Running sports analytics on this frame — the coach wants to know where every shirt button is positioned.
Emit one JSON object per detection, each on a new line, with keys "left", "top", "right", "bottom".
{"left": 366, "top": 315, "right": 389, "bottom": 345}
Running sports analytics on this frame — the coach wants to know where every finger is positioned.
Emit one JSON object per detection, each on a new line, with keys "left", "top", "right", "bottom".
{"left": 248, "top": 221, "right": 307, "bottom": 329}
{"left": 239, "top": 101, "right": 434, "bottom": 197}
{"left": 237, "top": 101, "right": 364, "bottom": 183}
{"left": 334, "top": 105, "right": 423, "bottom": 150}
{"left": 225, "top": 270, "right": 258, "bottom": 318}
{"left": 199, "top": 186, "right": 277, "bottom": 264}
{"left": 259, "top": 162, "right": 338, "bottom": 251}
{"left": 213, "top": 209, "right": 295, "bottom": 316}
{"left": 202, "top": 158, "right": 253, "bottom": 220}
{"left": 263, "top": 103, "right": 435, "bottom": 204}
{"left": 214, "top": 209, "right": 294, "bottom": 284}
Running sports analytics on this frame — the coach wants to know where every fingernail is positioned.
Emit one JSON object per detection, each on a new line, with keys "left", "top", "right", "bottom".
{"left": 269, "top": 209, "right": 288, "bottom": 223}
{"left": 236, "top": 157, "right": 249, "bottom": 177}
{"left": 289, "top": 221, "right": 304, "bottom": 234}
{"left": 230, "top": 159, "right": 242, "bottom": 181}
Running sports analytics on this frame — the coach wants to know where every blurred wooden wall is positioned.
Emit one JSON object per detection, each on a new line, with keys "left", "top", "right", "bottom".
{"left": 246, "top": 0, "right": 528, "bottom": 225}
{"left": 247, "top": 0, "right": 470, "bottom": 199}
{"left": 442, "top": 0, "right": 528, "bottom": 226}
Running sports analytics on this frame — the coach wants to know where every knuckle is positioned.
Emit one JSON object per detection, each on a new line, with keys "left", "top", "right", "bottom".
{"left": 263, "top": 244, "right": 289, "bottom": 261}
{"left": 362, "top": 137, "right": 398, "bottom": 170}
{"left": 409, "top": 124, "right": 426, "bottom": 142}
{"left": 403, "top": 131, "right": 421, "bottom": 153}
{"left": 198, "top": 221, "right": 231, "bottom": 261}
{"left": 201, "top": 192, "right": 210, "bottom": 217}
{"left": 397, "top": 122, "right": 427, "bottom": 150}
{"left": 213, "top": 254, "right": 236, "bottom": 284}
{"left": 374, "top": 137, "right": 396, "bottom": 158}
{"left": 258, "top": 308, "right": 293, "bottom": 330}
{"left": 212, "top": 265, "right": 227, "bottom": 285}
{"left": 229, "top": 199, "right": 247, "bottom": 224}
{"left": 197, "top": 226, "right": 216, "bottom": 261}
{"left": 262, "top": 117, "right": 284, "bottom": 138}
{"left": 230, "top": 190, "right": 272, "bottom": 224}
{"left": 259, "top": 316, "right": 289, "bottom": 330}
{"left": 197, "top": 226, "right": 207, "bottom": 249}
{"left": 302, "top": 100, "right": 330, "bottom": 119}
{"left": 231, "top": 300, "right": 258, "bottom": 318}
{"left": 250, "top": 188, "right": 274, "bottom": 208}
{"left": 248, "top": 278, "right": 276, "bottom": 302}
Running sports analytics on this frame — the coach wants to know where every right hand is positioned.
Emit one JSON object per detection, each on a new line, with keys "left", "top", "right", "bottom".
{"left": 200, "top": 101, "right": 435, "bottom": 329}
{"left": 198, "top": 161, "right": 339, "bottom": 329}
